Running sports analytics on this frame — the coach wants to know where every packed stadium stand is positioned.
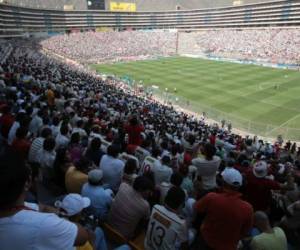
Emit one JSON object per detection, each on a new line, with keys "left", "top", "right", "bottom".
{"left": 1, "top": 1, "right": 300, "bottom": 250}
{"left": 39, "top": 28, "right": 300, "bottom": 65}
{"left": 178, "top": 28, "right": 300, "bottom": 64}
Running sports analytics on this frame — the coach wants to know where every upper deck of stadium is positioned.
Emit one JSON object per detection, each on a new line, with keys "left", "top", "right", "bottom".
{"left": 1, "top": 0, "right": 300, "bottom": 37}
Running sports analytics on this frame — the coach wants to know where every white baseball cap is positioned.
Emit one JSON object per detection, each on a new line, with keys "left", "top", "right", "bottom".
{"left": 55, "top": 194, "right": 90, "bottom": 216}
{"left": 221, "top": 168, "right": 243, "bottom": 187}
{"left": 253, "top": 161, "right": 268, "bottom": 178}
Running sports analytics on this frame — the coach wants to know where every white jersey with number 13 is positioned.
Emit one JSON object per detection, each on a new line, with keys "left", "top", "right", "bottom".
{"left": 144, "top": 205, "right": 188, "bottom": 250}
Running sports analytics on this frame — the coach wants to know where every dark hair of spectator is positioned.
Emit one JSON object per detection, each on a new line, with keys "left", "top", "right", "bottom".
{"left": 161, "top": 141, "right": 168, "bottom": 150}
{"left": 77, "top": 120, "right": 84, "bottom": 128}
{"left": 133, "top": 176, "right": 154, "bottom": 192}
{"left": 204, "top": 143, "right": 216, "bottom": 160}
{"left": 54, "top": 147, "right": 69, "bottom": 166}
{"left": 74, "top": 156, "right": 91, "bottom": 172}
{"left": 124, "top": 158, "right": 137, "bottom": 175}
{"left": 43, "top": 137, "right": 56, "bottom": 151}
{"left": 16, "top": 126, "right": 28, "bottom": 139}
{"left": 170, "top": 172, "right": 183, "bottom": 187}
{"left": 161, "top": 155, "right": 171, "bottom": 165}
{"left": 52, "top": 116, "right": 60, "bottom": 126}
{"left": 0, "top": 150, "right": 30, "bottom": 209}
{"left": 70, "top": 132, "right": 80, "bottom": 145}
{"left": 129, "top": 116, "right": 138, "bottom": 126}
{"left": 90, "top": 138, "right": 101, "bottom": 151}
{"left": 60, "top": 124, "right": 69, "bottom": 135}
{"left": 152, "top": 147, "right": 161, "bottom": 158}
{"left": 164, "top": 186, "right": 185, "bottom": 210}
{"left": 40, "top": 127, "right": 52, "bottom": 138}
{"left": 107, "top": 144, "right": 119, "bottom": 158}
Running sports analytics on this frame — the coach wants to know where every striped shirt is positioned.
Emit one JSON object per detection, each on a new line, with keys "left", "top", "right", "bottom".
{"left": 28, "top": 137, "right": 44, "bottom": 163}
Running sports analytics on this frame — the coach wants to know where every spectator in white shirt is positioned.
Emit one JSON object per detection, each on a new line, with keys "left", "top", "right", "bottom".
{"left": 37, "top": 138, "right": 56, "bottom": 185}
{"left": 160, "top": 140, "right": 171, "bottom": 158}
{"left": 7, "top": 112, "right": 26, "bottom": 145}
{"left": 28, "top": 110, "right": 43, "bottom": 137}
{"left": 145, "top": 186, "right": 189, "bottom": 250}
{"left": 50, "top": 116, "right": 60, "bottom": 138}
{"left": 192, "top": 143, "right": 221, "bottom": 194}
{"left": 88, "top": 125, "right": 102, "bottom": 144}
{"left": 0, "top": 151, "right": 89, "bottom": 250}
{"left": 72, "top": 119, "right": 87, "bottom": 138}
{"left": 55, "top": 124, "right": 70, "bottom": 149}
{"left": 153, "top": 155, "right": 173, "bottom": 186}
{"left": 159, "top": 172, "right": 184, "bottom": 204}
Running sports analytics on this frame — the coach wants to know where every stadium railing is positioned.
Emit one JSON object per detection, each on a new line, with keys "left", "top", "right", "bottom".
{"left": 1, "top": 0, "right": 300, "bottom": 36}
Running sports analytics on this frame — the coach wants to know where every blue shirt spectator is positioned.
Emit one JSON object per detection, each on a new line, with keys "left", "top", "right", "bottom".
{"left": 81, "top": 169, "right": 113, "bottom": 221}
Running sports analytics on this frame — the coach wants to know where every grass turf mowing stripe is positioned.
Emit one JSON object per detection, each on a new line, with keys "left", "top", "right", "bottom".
{"left": 91, "top": 56, "right": 300, "bottom": 138}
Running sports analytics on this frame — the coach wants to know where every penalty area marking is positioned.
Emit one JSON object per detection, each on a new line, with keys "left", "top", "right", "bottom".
{"left": 267, "top": 113, "right": 300, "bottom": 135}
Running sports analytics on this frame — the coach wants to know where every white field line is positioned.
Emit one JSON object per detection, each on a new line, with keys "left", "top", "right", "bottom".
{"left": 267, "top": 113, "right": 300, "bottom": 135}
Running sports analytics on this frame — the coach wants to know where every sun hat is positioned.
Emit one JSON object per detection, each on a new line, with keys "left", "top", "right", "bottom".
{"left": 55, "top": 194, "right": 90, "bottom": 216}
{"left": 221, "top": 168, "right": 243, "bottom": 187}
{"left": 253, "top": 161, "right": 268, "bottom": 178}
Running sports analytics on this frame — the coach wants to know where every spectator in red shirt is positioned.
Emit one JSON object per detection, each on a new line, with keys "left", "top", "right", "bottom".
{"left": 209, "top": 132, "right": 216, "bottom": 146}
{"left": 11, "top": 126, "right": 31, "bottom": 160}
{"left": 194, "top": 168, "right": 253, "bottom": 250}
{"left": 243, "top": 161, "right": 294, "bottom": 212}
{"left": 0, "top": 104, "right": 15, "bottom": 139}
{"left": 125, "top": 116, "right": 144, "bottom": 146}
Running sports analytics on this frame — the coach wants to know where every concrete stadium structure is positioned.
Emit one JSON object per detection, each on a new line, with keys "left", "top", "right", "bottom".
{"left": 104, "top": 0, "right": 279, "bottom": 11}
{"left": 1, "top": 0, "right": 300, "bottom": 37}
{"left": 1, "top": 0, "right": 88, "bottom": 10}
{"left": 2, "top": 0, "right": 281, "bottom": 11}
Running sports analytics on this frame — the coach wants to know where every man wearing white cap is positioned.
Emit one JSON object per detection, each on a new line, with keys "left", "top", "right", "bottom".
{"left": 81, "top": 169, "right": 113, "bottom": 221}
{"left": 56, "top": 193, "right": 108, "bottom": 250}
{"left": 244, "top": 161, "right": 294, "bottom": 211}
{"left": 194, "top": 168, "right": 253, "bottom": 250}
{"left": 55, "top": 193, "right": 91, "bottom": 218}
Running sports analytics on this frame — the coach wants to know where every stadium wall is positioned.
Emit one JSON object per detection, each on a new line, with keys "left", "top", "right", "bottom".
{"left": 1, "top": 0, "right": 300, "bottom": 37}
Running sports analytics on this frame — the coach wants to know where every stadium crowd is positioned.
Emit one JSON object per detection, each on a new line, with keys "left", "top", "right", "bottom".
{"left": 41, "top": 31, "right": 177, "bottom": 64}
{"left": 179, "top": 28, "right": 300, "bottom": 65}
{"left": 0, "top": 38, "right": 300, "bottom": 250}
{"left": 41, "top": 29, "right": 300, "bottom": 65}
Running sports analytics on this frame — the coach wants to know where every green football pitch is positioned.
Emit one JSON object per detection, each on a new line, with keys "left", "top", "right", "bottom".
{"left": 91, "top": 56, "right": 300, "bottom": 140}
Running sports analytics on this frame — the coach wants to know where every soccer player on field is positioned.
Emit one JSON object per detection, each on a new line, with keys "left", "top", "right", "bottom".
{"left": 145, "top": 187, "right": 189, "bottom": 250}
